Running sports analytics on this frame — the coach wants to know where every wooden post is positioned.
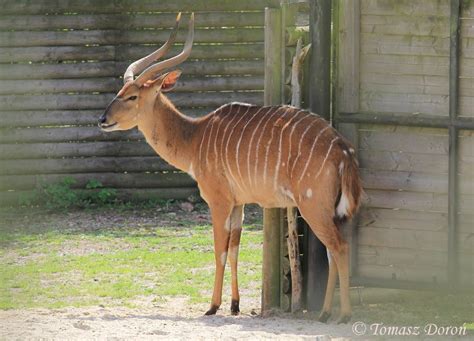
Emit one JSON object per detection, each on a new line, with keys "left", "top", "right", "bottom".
{"left": 305, "top": 0, "right": 331, "bottom": 312}
{"left": 447, "top": 0, "right": 461, "bottom": 289}
{"left": 335, "top": 0, "right": 360, "bottom": 278}
{"left": 262, "top": 6, "right": 283, "bottom": 313}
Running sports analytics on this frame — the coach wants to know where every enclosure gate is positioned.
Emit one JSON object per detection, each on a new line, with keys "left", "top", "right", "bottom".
{"left": 262, "top": 0, "right": 473, "bottom": 314}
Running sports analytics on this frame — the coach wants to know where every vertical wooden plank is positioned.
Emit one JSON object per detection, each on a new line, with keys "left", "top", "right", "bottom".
{"left": 306, "top": 0, "right": 331, "bottom": 312}
{"left": 448, "top": 0, "right": 461, "bottom": 289}
{"left": 309, "top": 0, "right": 331, "bottom": 120}
{"left": 262, "top": 6, "right": 283, "bottom": 313}
{"left": 337, "top": 0, "right": 360, "bottom": 115}
{"left": 336, "top": 0, "right": 361, "bottom": 278}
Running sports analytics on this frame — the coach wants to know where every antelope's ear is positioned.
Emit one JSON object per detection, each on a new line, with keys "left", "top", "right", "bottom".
{"left": 144, "top": 69, "right": 182, "bottom": 92}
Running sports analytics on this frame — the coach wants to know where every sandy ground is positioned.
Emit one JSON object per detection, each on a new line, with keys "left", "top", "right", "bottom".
{"left": 0, "top": 298, "right": 354, "bottom": 340}
{"left": 1, "top": 205, "right": 355, "bottom": 340}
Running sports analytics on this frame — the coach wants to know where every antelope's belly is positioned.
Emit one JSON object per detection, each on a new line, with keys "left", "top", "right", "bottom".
{"left": 233, "top": 183, "right": 297, "bottom": 208}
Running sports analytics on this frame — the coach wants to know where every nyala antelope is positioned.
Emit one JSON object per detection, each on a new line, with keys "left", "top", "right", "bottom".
{"left": 99, "top": 13, "right": 362, "bottom": 324}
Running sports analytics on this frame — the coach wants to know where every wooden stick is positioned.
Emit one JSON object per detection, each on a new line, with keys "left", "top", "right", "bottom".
{"left": 286, "top": 38, "right": 310, "bottom": 312}
{"left": 286, "top": 206, "right": 303, "bottom": 312}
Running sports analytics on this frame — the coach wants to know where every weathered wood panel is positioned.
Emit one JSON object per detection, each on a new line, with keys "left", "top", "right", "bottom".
{"left": 0, "top": 108, "right": 211, "bottom": 128}
{"left": 0, "top": 157, "right": 175, "bottom": 175}
{"left": 359, "top": 207, "right": 448, "bottom": 232}
{"left": 359, "top": 0, "right": 450, "bottom": 115}
{"left": 1, "top": 0, "right": 280, "bottom": 14}
{"left": 0, "top": 76, "right": 264, "bottom": 95}
{"left": 358, "top": 245, "right": 447, "bottom": 268}
{"left": 358, "top": 227, "right": 448, "bottom": 253}
{"left": 460, "top": 3, "right": 474, "bottom": 117}
{"left": 361, "top": 169, "right": 450, "bottom": 194}
{"left": 361, "top": 0, "right": 450, "bottom": 16}
{"left": 0, "top": 127, "right": 142, "bottom": 144}
{"left": 0, "top": 141, "right": 155, "bottom": 159}
{"left": 0, "top": 91, "right": 263, "bottom": 110}
{"left": 0, "top": 172, "right": 195, "bottom": 191}
{"left": 0, "top": 44, "right": 265, "bottom": 63}
{"left": 0, "top": 28, "right": 265, "bottom": 47}
{"left": 353, "top": 120, "right": 450, "bottom": 282}
{"left": 458, "top": 129, "right": 474, "bottom": 286}
{"left": 359, "top": 126, "right": 448, "bottom": 154}
{"left": 0, "top": 60, "right": 264, "bottom": 80}
{"left": 338, "top": 0, "right": 473, "bottom": 287}
{"left": 365, "top": 189, "right": 447, "bottom": 212}
{"left": 0, "top": 1, "right": 271, "bottom": 204}
{"left": 357, "top": 264, "right": 447, "bottom": 283}
{"left": 0, "top": 12, "right": 265, "bottom": 30}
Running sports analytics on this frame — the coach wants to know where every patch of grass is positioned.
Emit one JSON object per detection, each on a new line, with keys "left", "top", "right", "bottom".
{"left": 0, "top": 218, "right": 262, "bottom": 310}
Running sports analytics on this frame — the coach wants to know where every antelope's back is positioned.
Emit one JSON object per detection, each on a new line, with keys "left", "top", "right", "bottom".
{"left": 197, "top": 103, "right": 347, "bottom": 202}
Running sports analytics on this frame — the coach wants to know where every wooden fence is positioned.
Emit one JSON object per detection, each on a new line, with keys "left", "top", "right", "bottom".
{"left": 336, "top": 0, "right": 473, "bottom": 289}
{"left": 261, "top": 1, "right": 472, "bottom": 315}
{"left": 0, "top": 0, "right": 280, "bottom": 205}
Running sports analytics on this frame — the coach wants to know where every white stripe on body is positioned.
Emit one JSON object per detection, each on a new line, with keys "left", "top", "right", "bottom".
{"left": 219, "top": 105, "right": 243, "bottom": 190}
{"left": 204, "top": 117, "right": 218, "bottom": 169}
{"left": 245, "top": 107, "right": 275, "bottom": 190}
{"left": 285, "top": 113, "right": 313, "bottom": 177}
{"left": 297, "top": 125, "right": 332, "bottom": 183}
{"left": 234, "top": 106, "right": 267, "bottom": 190}
{"left": 289, "top": 117, "right": 325, "bottom": 178}
{"left": 253, "top": 107, "right": 286, "bottom": 188}
{"left": 262, "top": 107, "right": 292, "bottom": 186}
{"left": 312, "top": 136, "right": 340, "bottom": 181}
{"left": 224, "top": 106, "right": 252, "bottom": 193}
{"left": 198, "top": 113, "right": 215, "bottom": 169}
{"left": 209, "top": 104, "right": 234, "bottom": 170}
{"left": 273, "top": 109, "right": 304, "bottom": 191}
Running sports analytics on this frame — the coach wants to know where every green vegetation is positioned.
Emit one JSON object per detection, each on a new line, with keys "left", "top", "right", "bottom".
{"left": 0, "top": 208, "right": 263, "bottom": 310}
{"left": 19, "top": 177, "right": 117, "bottom": 209}
{"left": 1, "top": 204, "right": 471, "bottom": 329}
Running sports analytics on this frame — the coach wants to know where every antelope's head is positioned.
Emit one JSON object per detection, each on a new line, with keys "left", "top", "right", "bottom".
{"left": 99, "top": 13, "right": 194, "bottom": 132}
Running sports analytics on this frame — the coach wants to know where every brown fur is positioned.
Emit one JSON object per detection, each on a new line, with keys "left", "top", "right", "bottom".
{"left": 100, "top": 74, "right": 363, "bottom": 322}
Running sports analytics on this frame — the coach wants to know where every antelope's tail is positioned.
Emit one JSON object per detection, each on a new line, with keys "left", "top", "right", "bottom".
{"left": 336, "top": 148, "right": 363, "bottom": 221}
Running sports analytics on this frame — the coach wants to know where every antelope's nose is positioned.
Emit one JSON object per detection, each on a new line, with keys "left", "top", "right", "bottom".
{"left": 98, "top": 114, "right": 107, "bottom": 127}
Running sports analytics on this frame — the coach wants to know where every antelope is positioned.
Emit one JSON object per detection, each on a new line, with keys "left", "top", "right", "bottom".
{"left": 99, "top": 13, "right": 362, "bottom": 324}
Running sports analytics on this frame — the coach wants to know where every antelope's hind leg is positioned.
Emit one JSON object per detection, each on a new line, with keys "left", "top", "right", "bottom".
{"left": 298, "top": 199, "right": 352, "bottom": 324}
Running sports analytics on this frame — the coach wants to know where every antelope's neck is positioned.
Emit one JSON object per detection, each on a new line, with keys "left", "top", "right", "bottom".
{"left": 137, "top": 94, "right": 198, "bottom": 172}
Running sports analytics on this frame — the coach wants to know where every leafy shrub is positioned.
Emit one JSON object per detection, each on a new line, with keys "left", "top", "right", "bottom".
{"left": 82, "top": 179, "right": 117, "bottom": 206}
{"left": 41, "top": 177, "right": 79, "bottom": 209}
{"left": 25, "top": 177, "right": 117, "bottom": 209}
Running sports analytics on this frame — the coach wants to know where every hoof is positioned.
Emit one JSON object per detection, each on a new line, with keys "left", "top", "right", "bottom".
{"left": 318, "top": 311, "right": 331, "bottom": 323}
{"left": 204, "top": 305, "right": 219, "bottom": 316}
{"left": 337, "top": 314, "right": 351, "bottom": 324}
{"left": 230, "top": 299, "right": 240, "bottom": 316}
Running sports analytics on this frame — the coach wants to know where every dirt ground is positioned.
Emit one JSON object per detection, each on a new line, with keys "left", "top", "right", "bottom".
{"left": 0, "top": 298, "right": 354, "bottom": 340}
{"left": 0, "top": 203, "right": 355, "bottom": 340}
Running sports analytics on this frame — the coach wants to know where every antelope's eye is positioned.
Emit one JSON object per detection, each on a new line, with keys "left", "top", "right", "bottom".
{"left": 127, "top": 96, "right": 138, "bottom": 101}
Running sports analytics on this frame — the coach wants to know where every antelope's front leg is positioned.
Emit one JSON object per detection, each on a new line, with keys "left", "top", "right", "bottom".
{"left": 205, "top": 203, "right": 233, "bottom": 315}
